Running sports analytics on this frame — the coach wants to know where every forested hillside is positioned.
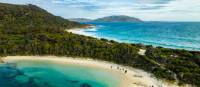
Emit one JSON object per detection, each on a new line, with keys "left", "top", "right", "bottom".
{"left": 0, "top": 3, "right": 200, "bottom": 86}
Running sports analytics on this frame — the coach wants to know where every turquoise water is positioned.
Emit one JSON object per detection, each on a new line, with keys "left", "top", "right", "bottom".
{"left": 0, "top": 60, "right": 120, "bottom": 87}
{"left": 82, "top": 22, "right": 200, "bottom": 51}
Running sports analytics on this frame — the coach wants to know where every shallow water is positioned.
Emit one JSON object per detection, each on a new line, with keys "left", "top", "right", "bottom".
{"left": 81, "top": 22, "right": 200, "bottom": 51}
{"left": 0, "top": 60, "right": 121, "bottom": 87}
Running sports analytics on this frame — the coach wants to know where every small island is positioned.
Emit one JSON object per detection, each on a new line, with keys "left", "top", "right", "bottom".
{"left": 69, "top": 15, "right": 142, "bottom": 23}
{"left": 93, "top": 15, "right": 142, "bottom": 22}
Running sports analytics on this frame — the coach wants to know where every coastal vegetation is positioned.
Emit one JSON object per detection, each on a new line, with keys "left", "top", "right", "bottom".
{"left": 144, "top": 46, "right": 200, "bottom": 85}
{"left": 0, "top": 3, "right": 200, "bottom": 86}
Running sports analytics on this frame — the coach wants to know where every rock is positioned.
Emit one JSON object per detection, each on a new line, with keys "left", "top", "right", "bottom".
{"left": 14, "top": 75, "right": 30, "bottom": 84}
{"left": 80, "top": 83, "right": 92, "bottom": 87}
{"left": 0, "top": 66, "right": 21, "bottom": 79}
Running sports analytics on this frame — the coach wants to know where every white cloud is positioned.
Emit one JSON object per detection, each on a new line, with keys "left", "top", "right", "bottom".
{"left": 0, "top": 0, "right": 200, "bottom": 21}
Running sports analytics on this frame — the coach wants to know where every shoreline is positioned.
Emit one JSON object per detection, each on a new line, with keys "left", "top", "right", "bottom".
{"left": 66, "top": 28, "right": 94, "bottom": 37}
{"left": 66, "top": 27, "right": 200, "bottom": 52}
{"left": 66, "top": 25, "right": 99, "bottom": 37}
{"left": 2, "top": 56, "right": 192, "bottom": 87}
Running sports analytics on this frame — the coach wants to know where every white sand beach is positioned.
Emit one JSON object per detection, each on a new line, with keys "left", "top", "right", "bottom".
{"left": 67, "top": 29, "right": 89, "bottom": 36}
{"left": 66, "top": 26, "right": 98, "bottom": 37}
{"left": 2, "top": 56, "right": 192, "bottom": 87}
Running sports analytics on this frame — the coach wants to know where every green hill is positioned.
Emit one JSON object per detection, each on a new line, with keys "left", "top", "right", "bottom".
{"left": 0, "top": 3, "right": 200, "bottom": 87}
{"left": 0, "top": 3, "right": 85, "bottom": 29}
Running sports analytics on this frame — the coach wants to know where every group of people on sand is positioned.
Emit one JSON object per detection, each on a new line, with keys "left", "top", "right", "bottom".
{"left": 110, "top": 65, "right": 155, "bottom": 87}
{"left": 110, "top": 65, "right": 128, "bottom": 74}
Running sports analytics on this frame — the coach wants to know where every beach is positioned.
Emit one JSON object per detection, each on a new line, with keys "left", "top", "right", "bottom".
{"left": 66, "top": 27, "right": 99, "bottom": 38}
{"left": 67, "top": 28, "right": 90, "bottom": 36}
{"left": 2, "top": 56, "right": 191, "bottom": 87}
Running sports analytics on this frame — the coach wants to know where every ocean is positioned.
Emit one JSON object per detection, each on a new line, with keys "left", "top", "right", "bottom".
{"left": 81, "top": 22, "right": 200, "bottom": 51}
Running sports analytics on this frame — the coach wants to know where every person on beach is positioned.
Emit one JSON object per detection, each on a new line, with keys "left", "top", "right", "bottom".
{"left": 125, "top": 70, "right": 127, "bottom": 73}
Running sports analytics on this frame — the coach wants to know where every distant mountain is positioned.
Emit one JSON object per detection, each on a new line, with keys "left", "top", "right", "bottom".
{"left": 69, "top": 15, "right": 142, "bottom": 23}
{"left": 93, "top": 15, "right": 142, "bottom": 22}
{"left": 69, "top": 18, "right": 92, "bottom": 22}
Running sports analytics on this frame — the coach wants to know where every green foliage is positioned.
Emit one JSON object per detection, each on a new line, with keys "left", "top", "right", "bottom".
{"left": 0, "top": 3, "right": 200, "bottom": 86}
{"left": 145, "top": 46, "right": 200, "bottom": 86}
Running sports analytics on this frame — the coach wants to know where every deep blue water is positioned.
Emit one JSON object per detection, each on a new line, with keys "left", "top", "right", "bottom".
{"left": 82, "top": 22, "right": 200, "bottom": 51}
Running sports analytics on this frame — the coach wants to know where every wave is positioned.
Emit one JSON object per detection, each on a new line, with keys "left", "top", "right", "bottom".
{"left": 68, "top": 29, "right": 96, "bottom": 37}
{"left": 89, "top": 35, "right": 200, "bottom": 51}
{"left": 123, "top": 39, "right": 200, "bottom": 51}
{"left": 79, "top": 30, "right": 200, "bottom": 51}
{"left": 86, "top": 28, "right": 98, "bottom": 32}
{"left": 155, "top": 36, "right": 200, "bottom": 43}
{"left": 83, "top": 25, "right": 104, "bottom": 32}
{"left": 81, "top": 22, "right": 200, "bottom": 51}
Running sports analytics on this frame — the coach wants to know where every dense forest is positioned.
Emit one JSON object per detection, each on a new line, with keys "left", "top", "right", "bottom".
{"left": 0, "top": 3, "right": 200, "bottom": 87}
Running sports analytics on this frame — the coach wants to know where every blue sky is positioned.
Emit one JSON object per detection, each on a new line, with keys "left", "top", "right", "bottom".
{"left": 1, "top": 0, "right": 200, "bottom": 21}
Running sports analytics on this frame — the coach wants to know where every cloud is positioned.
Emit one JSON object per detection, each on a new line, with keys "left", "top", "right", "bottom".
{"left": 0, "top": 0, "right": 200, "bottom": 21}
{"left": 136, "top": 0, "right": 174, "bottom": 4}
{"left": 50, "top": 0, "right": 174, "bottom": 10}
